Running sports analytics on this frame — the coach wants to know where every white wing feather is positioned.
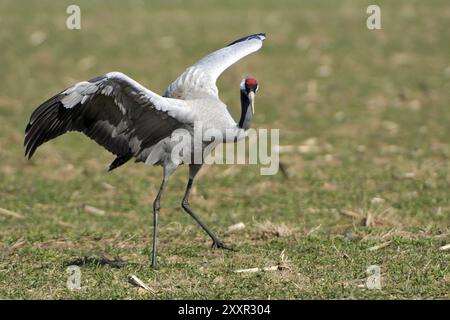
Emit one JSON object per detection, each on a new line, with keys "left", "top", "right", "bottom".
{"left": 165, "top": 33, "right": 266, "bottom": 99}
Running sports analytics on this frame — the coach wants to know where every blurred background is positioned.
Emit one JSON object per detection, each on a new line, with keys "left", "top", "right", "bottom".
{"left": 0, "top": 0, "right": 449, "bottom": 299}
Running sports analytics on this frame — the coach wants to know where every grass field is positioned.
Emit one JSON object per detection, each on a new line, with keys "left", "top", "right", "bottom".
{"left": 0, "top": 0, "right": 449, "bottom": 299}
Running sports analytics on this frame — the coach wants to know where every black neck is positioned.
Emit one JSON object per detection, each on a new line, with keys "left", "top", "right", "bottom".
{"left": 238, "top": 90, "right": 253, "bottom": 130}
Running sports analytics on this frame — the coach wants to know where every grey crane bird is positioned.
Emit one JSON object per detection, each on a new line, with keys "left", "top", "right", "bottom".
{"left": 24, "top": 33, "right": 266, "bottom": 268}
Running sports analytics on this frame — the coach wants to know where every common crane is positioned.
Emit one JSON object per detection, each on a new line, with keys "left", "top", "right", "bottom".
{"left": 24, "top": 33, "right": 266, "bottom": 268}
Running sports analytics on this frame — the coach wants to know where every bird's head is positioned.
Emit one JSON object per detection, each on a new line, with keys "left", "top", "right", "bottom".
{"left": 240, "top": 76, "right": 259, "bottom": 114}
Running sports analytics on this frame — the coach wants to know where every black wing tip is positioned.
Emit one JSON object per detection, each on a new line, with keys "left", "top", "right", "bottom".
{"left": 24, "top": 134, "right": 36, "bottom": 159}
{"left": 108, "top": 153, "right": 132, "bottom": 171}
{"left": 24, "top": 124, "right": 31, "bottom": 144}
{"left": 24, "top": 124, "right": 33, "bottom": 158}
{"left": 228, "top": 33, "right": 266, "bottom": 47}
{"left": 24, "top": 144, "right": 33, "bottom": 159}
{"left": 23, "top": 95, "right": 65, "bottom": 160}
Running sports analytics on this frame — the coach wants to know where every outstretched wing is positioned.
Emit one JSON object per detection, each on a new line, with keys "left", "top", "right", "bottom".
{"left": 25, "top": 72, "right": 192, "bottom": 168}
{"left": 164, "top": 33, "right": 266, "bottom": 99}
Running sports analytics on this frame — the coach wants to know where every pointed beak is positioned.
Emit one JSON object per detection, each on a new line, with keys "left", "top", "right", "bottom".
{"left": 248, "top": 91, "right": 255, "bottom": 115}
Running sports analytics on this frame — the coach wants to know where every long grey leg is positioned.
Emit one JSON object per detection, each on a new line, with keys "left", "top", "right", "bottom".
{"left": 181, "top": 164, "right": 233, "bottom": 250}
{"left": 151, "top": 177, "right": 167, "bottom": 269}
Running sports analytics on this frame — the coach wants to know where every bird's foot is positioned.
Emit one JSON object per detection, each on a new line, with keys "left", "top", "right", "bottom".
{"left": 151, "top": 257, "right": 158, "bottom": 270}
{"left": 211, "top": 239, "right": 235, "bottom": 251}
